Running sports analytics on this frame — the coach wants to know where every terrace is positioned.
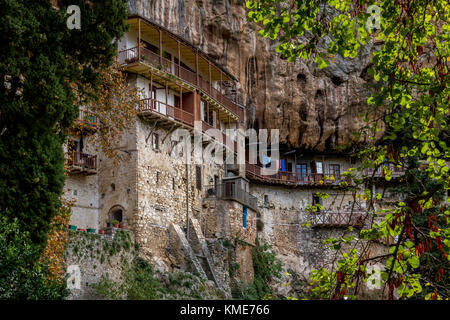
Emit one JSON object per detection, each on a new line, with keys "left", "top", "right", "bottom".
{"left": 117, "top": 16, "right": 245, "bottom": 123}
{"left": 67, "top": 151, "right": 97, "bottom": 176}
{"left": 245, "top": 162, "right": 352, "bottom": 187}
{"left": 310, "top": 211, "right": 365, "bottom": 228}
{"left": 204, "top": 182, "right": 259, "bottom": 213}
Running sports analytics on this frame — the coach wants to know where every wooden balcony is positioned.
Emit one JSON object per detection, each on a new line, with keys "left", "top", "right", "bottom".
{"left": 74, "top": 109, "right": 98, "bottom": 129}
{"left": 118, "top": 46, "right": 244, "bottom": 122}
{"left": 310, "top": 211, "right": 365, "bottom": 228}
{"left": 139, "top": 98, "right": 238, "bottom": 152}
{"left": 362, "top": 164, "right": 405, "bottom": 179}
{"left": 204, "top": 183, "right": 259, "bottom": 213}
{"left": 67, "top": 152, "right": 97, "bottom": 176}
{"left": 245, "top": 162, "right": 351, "bottom": 188}
{"left": 139, "top": 98, "right": 195, "bottom": 128}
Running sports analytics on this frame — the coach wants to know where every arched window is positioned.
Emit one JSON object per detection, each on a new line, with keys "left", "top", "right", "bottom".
{"left": 108, "top": 205, "right": 126, "bottom": 224}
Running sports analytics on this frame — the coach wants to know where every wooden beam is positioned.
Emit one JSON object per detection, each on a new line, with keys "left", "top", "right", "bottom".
{"left": 179, "top": 85, "right": 183, "bottom": 110}
{"left": 162, "top": 124, "right": 177, "bottom": 144}
{"left": 145, "top": 120, "right": 160, "bottom": 144}
{"left": 177, "top": 40, "right": 181, "bottom": 77}
{"left": 159, "top": 29, "right": 163, "bottom": 65}
{"left": 208, "top": 61, "right": 212, "bottom": 93}
{"left": 138, "top": 18, "right": 141, "bottom": 61}
{"left": 165, "top": 81, "right": 168, "bottom": 106}
{"left": 195, "top": 50, "right": 199, "bottom": 86}
{"left": 220, "top": 70, "right": 223, "bottom": 94}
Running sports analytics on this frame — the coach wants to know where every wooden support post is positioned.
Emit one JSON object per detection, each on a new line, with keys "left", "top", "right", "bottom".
{"left": 165, "top": 81, "right": 168, "bottom": 106}
{"left": 159, "top": 29, "right": 163, "bottom": 65}
{"left": 208, "top": 61, "right": 212, "bottom": 94}
{"left": 150, "top": 73, "right": 153, "bottom": 96}
{"left": 220, "top": 71, "right": 223, "bottom": 94}
{"left": 177, "top": 40, "right": 181, "bottom": 77}
{"left": 138, "top": 18, "right": 141, "bottom": 61}
{"left": 195, "top": 50, "right": 199, "bottom": 86}
{"left": 179, "top": 85, "right": 183, "bottom": 110}
{"left": 207, "top": 101, "right": 210, "bottom": 126}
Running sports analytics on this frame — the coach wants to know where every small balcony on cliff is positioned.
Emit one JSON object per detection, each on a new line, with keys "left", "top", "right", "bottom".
{"left": 73, "top": 109, "right": 99, "bottom": 132}
{"left": 117, "top": 15, "right": 244, "bottom": 123}
{"left": 138, "top": 95, "right": 238, "bottom": 153}
{"left": 245, "top": 162, "right": 352, "bottom": 188}
{"left": 310, "top": 211, "right": 365, "bottom": 228}
{"left": 204, "top": 177, "right": 259, "bottom": 213}
{"left": 67, "top": 151, "right": 97, "bottom": 176}
{"left": 362, "top": 163, "right": 405, "bottom": 180}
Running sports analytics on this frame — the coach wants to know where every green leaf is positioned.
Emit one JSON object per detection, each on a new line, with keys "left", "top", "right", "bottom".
{"left": 408, "top": 256, "right": 420, "bottom": 269}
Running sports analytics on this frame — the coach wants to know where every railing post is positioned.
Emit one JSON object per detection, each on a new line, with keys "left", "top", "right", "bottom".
{"left": 159, "top": 29, "right": 163, "bottom": 65}
{"left": 195, "top": 50, "right": 199, "bottom": 86}
{"left": 138, "top": 18, "right": 141, "bottom": 61}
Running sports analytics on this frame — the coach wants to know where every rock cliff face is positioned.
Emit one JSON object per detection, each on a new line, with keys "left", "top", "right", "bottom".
{"left": 128, "top": 0, "right": 373, "bottom": 151}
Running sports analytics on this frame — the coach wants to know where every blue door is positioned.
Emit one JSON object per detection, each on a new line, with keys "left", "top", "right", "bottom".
{"left": 243, "top": 206, "right": 248, "bottom": 229}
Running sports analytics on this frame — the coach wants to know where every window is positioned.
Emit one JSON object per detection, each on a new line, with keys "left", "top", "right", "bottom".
{"left": 172, "top": 177, "right": 176, "bottom": 191}
{"left": 312, "top": 194, "right": 323, "bottom": 212}
{"left": 196, "top": 165, "right": 202, "bottom": 190}
{"left": 152, "top": 133, "right": 159, "bottom": 150}
{"left": 243, "top": 206, "right": 248, "bottom": 229}
{"left": 316, "top": 161, "right": 323, "bottom": 174}
{"left": 174, "top": 95, "right": 180, "bottom": 108}
{"left": 297, "top": 163, "right": 308, "bottom": 176}
{"left": 201, "top": 100, "right": 206, "bottom": 121}
{"left": 287, "top": 162, "right": 293, "bottom": 172}
{"left": 264, "top": 195, "right": 269, "bottom": 205}
{"left": 329, "top": 164, "right": 340, "bottom": 177}
{"left": 156, "top": 171, "right": 160, "bottom": 184}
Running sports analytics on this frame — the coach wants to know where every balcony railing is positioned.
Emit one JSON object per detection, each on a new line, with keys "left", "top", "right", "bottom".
{"left": 75, "top": 109, "right": 98, "bottom": 128}
{"left": 245, "top": 162, "right": 351, "bottom": 187}
{"left": 204, "top": 184, "right": 259, "bottom": 212}
{"left": 310, "top": 211, "right": 365, "bottom": 228}
{"left": 118, "top": 46, "right": 244, "bottom": 121}
{"left": 362, "top": 164, "right": 405, "bottom": 179}
{"left": 139, "top": 98, "right": 194, "bottom": 127}
{"left": 68, "top": 151, "right": 97, "bottom": 174}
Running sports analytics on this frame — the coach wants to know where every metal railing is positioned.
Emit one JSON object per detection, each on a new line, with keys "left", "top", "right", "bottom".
{"left": 204, "top": 183, "right": 259, "bottom": 212}
{"left": 118, "top": 46, "right": 244, "bottom": 121}
{"left": 310, "top": 211, "right": 365, "bottom": 228}
{"left": 362, "top": 164, "right": 405, "bottom": 178}
{"left": 245, "top": 162, "right": 351, "bottom": 186}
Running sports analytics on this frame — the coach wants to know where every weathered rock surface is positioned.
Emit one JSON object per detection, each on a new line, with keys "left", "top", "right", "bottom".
{"left": 128, "top": 0, "right": 374, "bottom": 151}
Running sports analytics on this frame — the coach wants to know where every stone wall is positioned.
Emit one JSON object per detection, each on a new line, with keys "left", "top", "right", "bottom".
{"left": 250, "top": 183, "right": 363, "bottom": 276}
{"left": 133, "top": 117, "right": 228, "bottom": 269}
{"left": 65, "top": 229, "right": 137, "bottom": 300}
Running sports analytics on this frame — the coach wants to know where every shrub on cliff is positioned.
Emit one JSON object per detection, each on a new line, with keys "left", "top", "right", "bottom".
{"left": 0, "top": 218, "right": 68, "bottom": 299}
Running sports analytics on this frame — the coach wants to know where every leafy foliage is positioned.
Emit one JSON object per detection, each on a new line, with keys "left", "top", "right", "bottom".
{"left": 247, "top": 0, "right": 449, "bottom": 299}
{"left": 232, "top": 240, "right": 283, "bottom": 300}
{"left": 0, "top": 0, "right": 129, "bottom": 248}
{"left": 0, "top": 218, "right": 68, "bottom": 299}
{"left": 40, "top": 197, "right": 72, "bottom": 283}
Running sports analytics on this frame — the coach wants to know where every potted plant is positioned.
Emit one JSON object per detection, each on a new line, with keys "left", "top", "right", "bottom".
{"left": 87, "top": 228, "right": 96, "bottom": 233}
{"left": 78, "top": 228, "right": 86, "bottom": 232}
{"left": 99, "top": 229, "right": 105, "bottom": 235}
{"left": 68, "top": 225, "right": 77, "bottom": 231}
{"left": 110, "top": 219, "right": 120, "bottom": 228}
{"left": 119, "top": 222, "right": 126, "bottom": 229}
